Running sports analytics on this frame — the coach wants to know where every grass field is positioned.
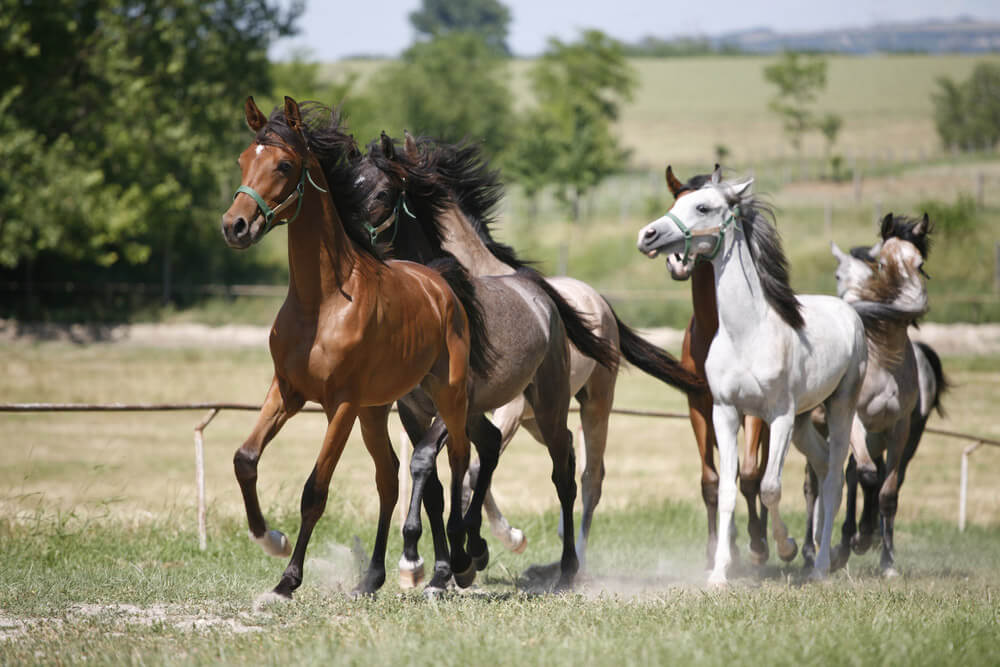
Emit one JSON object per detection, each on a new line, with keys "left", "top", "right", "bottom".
{"left": 2, "top": 339, "right": 999, "bottom": 664}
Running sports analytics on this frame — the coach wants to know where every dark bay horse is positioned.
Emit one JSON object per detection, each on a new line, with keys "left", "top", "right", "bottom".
{"left": 220, "top": 96, "right": 493, "bottom": 598}
{"left": 360, "top": 133, "right": 705, "bottom": 573}
{"left": 354, "top": 133, "right": 620, "bottom": 591}
{"left": 662, "top": 166, "right": 774, "bottom": 569}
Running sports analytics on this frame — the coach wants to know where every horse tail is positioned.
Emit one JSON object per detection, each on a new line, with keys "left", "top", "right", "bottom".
{"left": 604, "top": 298, "right": 707, "bottom": 394}
{"left": 430, "top": 256, "right": 496, "bottom": 380}
{"left": 516, "top": 268, "right": 620, "bottom": 371}
{"left": 915, "top": 341, "right": 949, "bottom": 417}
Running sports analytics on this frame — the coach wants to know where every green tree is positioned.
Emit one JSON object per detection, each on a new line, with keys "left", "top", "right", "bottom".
{"left": 409, "top": 0, "right": 512, "bottom": 55}
{"left": 933, "top": 62, "right": 1000, "bottom": 150}
{"left": 369, "top": 32, "right": 513, "bottom": 157}
{"left": 0, "top": 0, "right": 302, "bottom": 308}
{"left": 763, "top": 52, "right": 832, "bottom": 155}
{"left": 509, "top": 30, "right": 636, "bottom": 220}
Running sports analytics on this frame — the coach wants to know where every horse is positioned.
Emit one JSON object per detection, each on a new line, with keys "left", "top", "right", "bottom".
{"left": 638, "top": 166, "right": 868, "bottom": 583}
{"left": 353, "top": 132, "right": 620, "bottom": 591}
{"left": 360, "top": 132, "right": 705, "bottom": 573}
{"left": 220, "top": 96, "right": 493, "bottom": 598}
{"left": 663, "top": 165, "right": 772, "bottom": 569}
{"left": 803, "top": 213, "right": 943, "bottom": 576}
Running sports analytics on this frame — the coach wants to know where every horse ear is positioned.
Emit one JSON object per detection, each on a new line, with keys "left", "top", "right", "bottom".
{"left": 665, "top": 165, "right": 685, "bottom": 198}
{"left": 869, "top": 240, "right": 883, "bottom": 259}
{"left": 403, "top": 130, "right": 418, "bottom": 159}
{"left": 731, "top": 177, "right": 753, "bottom": 198}
{"left": 831, "top": 241, "right": 847, "bottom": 262}
{"left": 880, "top": 212, "right": 894, "bottom": 240}
{"left": 913, "top": 212, "right": 930, "bottom": 236}
{"left": 245, "top": 96, "right": 267, "bottom": 132}
{"left": 711, "top": 164, "right": 722, "bottom": 184}
{"left": 380, "top": 131, "right": 396, "bottom": 160}
{"left": 283, "top": 96, "right": 304, "bottom": 135}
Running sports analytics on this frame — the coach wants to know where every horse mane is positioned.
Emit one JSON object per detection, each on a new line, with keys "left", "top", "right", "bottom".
{"left": 849, "top": 246, "right": 876, "bottom": 263}
{"left": 881, "top": 214, "right": 932, "bottom": 259}
{"left": 258, "top": 102, "right": 384, "bottom": 260}
{"left": 722, "top": 184, "right": 805, "bottom": 330}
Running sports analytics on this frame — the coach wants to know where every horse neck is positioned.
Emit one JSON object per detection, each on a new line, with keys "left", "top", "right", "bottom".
{"left": 712, "top": 229, "right": 770, "bottom": 344}
{"left": 285, "top": 174, "right": 361, "bottom": 314}
{"left": 690, "top": 261, "right": 719, "bottom": 334}
{"left": 436, "top": 204, "right": 514, "bottom": 276}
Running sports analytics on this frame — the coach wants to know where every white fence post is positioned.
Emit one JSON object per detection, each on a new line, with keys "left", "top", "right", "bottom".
{"left": 193, "top": 408, "right": 220, "bottom": 551}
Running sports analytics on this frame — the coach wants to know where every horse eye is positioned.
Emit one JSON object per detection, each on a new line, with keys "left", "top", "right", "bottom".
{"left": 696, "top": 204, "right": 709, "bottom": 214}
{"left": 277, "top": 161, "right": 292, "bottom": 174}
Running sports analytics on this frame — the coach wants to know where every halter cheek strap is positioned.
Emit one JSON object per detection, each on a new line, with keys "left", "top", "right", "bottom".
{"left": 667, "top": 205, "right": 739, "bottom": 264}
{"left": 363, "top": 191, "right": 415, "bottom": 246}
{"left": 233, "top": 166, "right": 328, "bottom": 236}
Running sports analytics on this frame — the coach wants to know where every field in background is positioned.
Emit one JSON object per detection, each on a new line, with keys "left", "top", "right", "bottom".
{"left": 1, "top": 339, "right": 999, "bottom": 663}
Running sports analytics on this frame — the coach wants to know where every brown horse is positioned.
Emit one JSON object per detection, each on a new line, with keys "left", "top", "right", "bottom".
{"left": 220, "top": 96, "right": 493, "bottom": 598}
{"left": 663, "top": 166, "right": 778, "bottom": 569}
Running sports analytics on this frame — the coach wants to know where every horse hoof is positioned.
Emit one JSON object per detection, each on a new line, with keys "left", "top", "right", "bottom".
{"left": 882, "top": 566, "right": 900, "bottom": 579}
{"left": 397, "top": 556, "right": 425, "bottom": 590}
{"left": 422, "top": 584, "right": 447, "bottom": 599}
{"left": 747, "top": 543, "right": 769, "bottom": 566}
{"left": 707, "top": 570, "right": 728, "bottom": 587}
{"left": 807, "top": 567, "right": 828, "bottom": 582}
{"left": 252, "top": 529, "right": 292, "bottom": 558}
{"left": 471, "top": 545, "right": 490, "bottom": 572}
{"left": 510, "top": 529, "right": 528, "bottom": 554}
{"left": 778, "top": 537, "right": 798, "bottom": 563}
{"left": 453, "top": 562, "right": 477, "bottom": 589}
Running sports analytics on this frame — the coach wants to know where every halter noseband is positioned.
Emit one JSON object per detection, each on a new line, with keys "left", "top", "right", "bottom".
{"left": 666, "top": 204, "right": 739, "bottom": 264}
{"left": 363, "top": 189, "right": 415, "bottom": 246}
{"left": 233, "top": 160, "right": 328, "bottom": 236}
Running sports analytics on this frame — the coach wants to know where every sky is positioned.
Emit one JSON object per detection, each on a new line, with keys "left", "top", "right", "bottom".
{"left": 269, "top": 0, "right": 1000, "bottom": 61}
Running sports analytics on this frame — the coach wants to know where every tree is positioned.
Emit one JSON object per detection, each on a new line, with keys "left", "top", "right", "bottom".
{"left": 508, "top": 30, "right": 636, "bottom": 220}
{"left": 763, "top": 52, "right": 831, "bottom": 154}
{"left": 0, "top": 0, "right": 302, "bottom": 308}
{"left": 933, "top": 62, "right": 1000, "bottom": 150}
{"left": 409, "top": 0, "right": 512, "bottom": 55}
{"left": 368, "top": 32, "right": 513, "bottom": 157}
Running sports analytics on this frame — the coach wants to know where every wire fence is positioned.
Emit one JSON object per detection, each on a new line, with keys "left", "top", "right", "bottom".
{"left": 1, "top": 402, "right": 997, "bottom": 548}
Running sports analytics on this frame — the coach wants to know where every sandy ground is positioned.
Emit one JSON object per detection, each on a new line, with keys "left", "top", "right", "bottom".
{"left": 3, "top": 319, "right": 998, "bottom": 357}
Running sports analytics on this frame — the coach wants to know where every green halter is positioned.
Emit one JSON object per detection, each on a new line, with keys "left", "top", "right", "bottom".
{"left": 363, "top": 191, "right": 415, "bottom": 246}
{"left": 666, "top": 205, "right": 739, "bottom": 264}
{"left": 233, "top": 164, "right": 328, "bottom": 236}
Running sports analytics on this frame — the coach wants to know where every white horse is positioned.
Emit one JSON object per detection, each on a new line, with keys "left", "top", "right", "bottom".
{"left": 637, "top": 167, "right": 867, "bottom": 583}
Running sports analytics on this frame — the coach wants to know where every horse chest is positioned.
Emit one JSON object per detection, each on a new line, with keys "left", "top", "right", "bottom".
{"left": 704, "top": 336, "right": 785, "bottom": 411}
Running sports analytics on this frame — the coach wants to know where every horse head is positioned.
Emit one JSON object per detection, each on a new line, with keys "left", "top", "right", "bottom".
{"left": 661, "top": 165, "right": 716, "bottom": 280}
{"left": 639, "top": 164, "right": 752, "bottom": 270}
{"left": 222, "top": 96, "right": 320, "bottom": 249}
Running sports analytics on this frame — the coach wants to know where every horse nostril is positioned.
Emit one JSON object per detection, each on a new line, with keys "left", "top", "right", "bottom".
{"left": 233, "top": 217, "right": 248, "bottom": 238}
{"left": 644, "top": 227, "right": 658, "bottom": 240}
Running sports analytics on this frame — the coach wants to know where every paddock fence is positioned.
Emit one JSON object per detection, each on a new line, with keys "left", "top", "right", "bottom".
{"left": 1, "top": 402, "right": 997, "bottom": 548}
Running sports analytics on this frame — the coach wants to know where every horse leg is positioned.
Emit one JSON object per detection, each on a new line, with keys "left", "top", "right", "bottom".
{"left": 272, "top": 401, "right": 358, "bottom": 599}
{"left": 352, "top": 405, "right": 399, "bottom": 596}
{"left": 575, "top": 366, "right": 615, "bottom": 568}
{"left": 706, "top": 403, "right": 740, "bottom": 585}
{"left": 801, "top": 462, "right": 819, "bottom": 570}
{"left": 689, "top": 389, "right": 720, "bottom": 569}
{"left": 810, "top": 386, "right": 854, "bottom": 578}
{"left": 740, "top": 416, "right": 769, "bottom": 565}
{"left": 758, "top": 412, "right": 799, "bottom": 570}
{"left": 831, "top": 455, "right": 858, "bottom": 571}
{"left": 234, "top": 376, "right": 304, "bottom": 558}
{"left": 464, "top": 415, "right": 502, "bottom": 576}
{"left": 792, "top": 411, "right": 838, "bottom": 577}
{"left": 851, "top": 418, "right": 880, "bottom": 555}
{"left": 474, "top": 396, "right": 528, "bottom": 553}
{"left": 420, "top": 441, "right": 454, "bottom": 593}
{"left": 400, "top": 418, "right": 447, "bottom": 590}
{"left": 879, "top": 418, "right": 910, "bottom": 578}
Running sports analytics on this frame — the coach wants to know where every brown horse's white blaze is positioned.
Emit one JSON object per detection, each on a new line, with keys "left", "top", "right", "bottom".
{"left": 223, "top": 95, "right": 485, "bottom": 599}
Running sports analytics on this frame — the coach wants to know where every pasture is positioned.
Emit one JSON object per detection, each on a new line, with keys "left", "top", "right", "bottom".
{"left": 2, "top": 336, "right": 999, "bottom": 664}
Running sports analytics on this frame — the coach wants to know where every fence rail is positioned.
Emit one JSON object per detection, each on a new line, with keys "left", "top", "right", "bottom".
{"left": 2, "top": 402, "right": 997, "bottom": 547}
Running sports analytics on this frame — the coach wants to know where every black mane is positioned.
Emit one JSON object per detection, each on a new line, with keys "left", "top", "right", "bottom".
{"left": 722, "top": 183, "right": 805, "bottom": 330}
{"left": 259, "top": 102, "right": 384, "bottom": 259}
{"left": 881, "top": 213, "right": 932, "bottom": 259}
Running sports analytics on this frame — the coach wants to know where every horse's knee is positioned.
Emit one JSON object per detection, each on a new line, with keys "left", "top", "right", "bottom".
{"left": 739, "top": 474, "right": 761, "bottom": 499}
{"left": 701, "top": 479, "right": 720, "bottom": 507}
{"left": 857, "top": 465, "right": 879, "bottom": 489}
{"left": 760, "top": 481, "right": 781, "bottom": 508}
{"left": 233, "top": 448, "right": 258, "bottom": 483}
